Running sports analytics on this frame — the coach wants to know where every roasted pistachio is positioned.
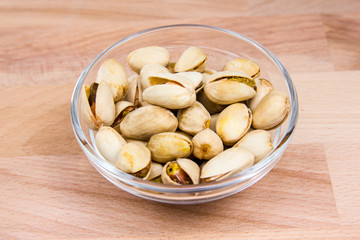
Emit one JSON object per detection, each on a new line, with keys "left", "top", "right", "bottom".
{"left": 124, "top": 76, "right": 143, "bottom": 107}
{"left": 248, "top": 78, "right": 273, "bottom": 112}
{"left": 192, "top": 129, "right": 223, "bottom": 160}
{"left": 196, "top": 90, "right": 226, "bottom": 114}
{"left": 175, "top": 71, "right": 204, "bottom": 92}
{"left": 209, "top": 113, "right": 219, "bottom": 132}
{"left": 139, "top": 63, "right": 170, "bottom": 90}
{"left": 162, "top": 158, "right": 200, "bottom": 185}
{"left": 111, "top": 101, "right": 135, "bottom": 132}
{"left": 127, "top": 46, "right": 170, "bottom": 73}
{"left": 174, "top": 46, "right": 207, "bottom": 72}
{"left": 223, "top": 58, "right": 260, "bottom": 78}
{"left": 177, "top": 101, "right": 211, "bottom": 135}
{"left": 146, "top": 162, "right": 163, "bottom": 181}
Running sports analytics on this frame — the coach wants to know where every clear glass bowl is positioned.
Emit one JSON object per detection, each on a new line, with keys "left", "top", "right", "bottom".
{"left": 70, "top": 24, "right": 298, "bottom": 204}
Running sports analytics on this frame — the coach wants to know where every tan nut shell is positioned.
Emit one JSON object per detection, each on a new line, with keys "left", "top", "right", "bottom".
{"left": 248, "top": 78, "right": 273, "bottom": 112}
{"left": 177, "top": 101, "right": 211, "bottom": 135}
{"left": 175, "top": 71, "right": 204, "bottom": 92}
{"left": 96, "top": 59, "right": 128, "bottom": 102}
{"left": 95, "top": 126, "right": 127, "bottom": 164}
{"left": 192, "top": 129, "right": 223, "bottom": 160}
{"left": 124, "top": 76, "right": 142, "bottom": 107}
{"left": 204, "top": 71, "right": 256, "bottom": 105}
{"left": 115, "top": 143, "right": 151, "bottom": 179}
{"left": 209, "top": 114, "right": 219, "bottom": 132}
{"left": 200, "top": 147, "right": 254, "bottom": 182}
{"left": 147, "top": 132, "right": 193, "bottom": 163}
{"left": 216, "top": 103, "right": 252, "bottom": 145}
{"left": 196, "top": 90, "right": 226, "bottom": 114}
{"left": 139, "top": 63, "right": 170, "bottom": 90}
{"left": 161, "top": 158, "right": 200, "bottom": 185}
{"left": 174, "top": 46, "right": 207, "bottom": 72}
{"left": 119, "top": 105, "right": 178, "bottom": 140}
{"left": 252, "top": 91, "right": 290, "bottom": 130}
{"left": 146, "top": 162, "right": 163, "bottom": 181}
{"left": 112, "top": 100, "right": 135, "bottom": 132}
{"left": 127, "top": 46, "right": 170, "bottom": 73}
{"left": 223, "top": 58, "right": 260, "bottom": 78}
{"left": 234, "top": 130, "right": 273, "bottom": 163}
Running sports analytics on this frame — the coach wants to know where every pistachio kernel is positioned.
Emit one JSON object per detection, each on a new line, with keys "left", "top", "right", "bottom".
{"left": 166, "top": 161, "right": 193, "bottom": 184}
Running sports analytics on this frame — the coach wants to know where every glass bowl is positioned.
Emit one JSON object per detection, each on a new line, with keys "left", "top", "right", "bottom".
{"left": 70, "top": 24, "right": 298, "bottom": 204}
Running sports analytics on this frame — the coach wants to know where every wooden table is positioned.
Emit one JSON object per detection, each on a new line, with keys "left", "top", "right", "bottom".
{"left": 1, "top": 1, "right": 360, "bottom": 239}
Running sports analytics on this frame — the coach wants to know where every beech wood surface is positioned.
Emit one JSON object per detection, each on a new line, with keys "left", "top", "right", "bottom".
{"left": 1, "top": 1, "right": 360, "bottom": 239}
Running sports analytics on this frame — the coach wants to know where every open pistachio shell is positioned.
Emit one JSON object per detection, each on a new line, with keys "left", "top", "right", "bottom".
{"left": 95, "top": 80, "right": 116, "bottom": 126}
{"left": 96, "top": 59, "right": 128, "bottom": 102}
{"left": 95, "top": 126, "right": 127, "bottom": 164}
{"left": 139, "top": 63, "right": 170, "bottom": 90}
{"left": 174, "top": 46, "right": 207, "bottom": 72}
{"left": 204, "top": 71, "right": 256, "bottom": 105}
{"left": 192, "top": 129, "right": 223, "bottom": 160}
{"left": 175, "top": 71, "right": 204, "bottom": 92}
{"left": 234, "top": 130, "right": 273, "bottom": 163}
{"left": 147, "top": 132, "right": 193, "bottom": 163}
{"left": 223, "top": 58, "right": 260, "bottom": 78}
{"left": 252, "top": 91, "right": 290, "bottom": 130}
{"left": 161, "top": 158, "right": 200, "bottom": 185}
{"left": 200, "top": 147, "right": 254, "bottom": 183}
{"left": 124, "top": 76, "right": 143, "bottom": 107}
{"left": 216, "top": 103, "right": 252, "bottom": 145}
{"left": 111, "top": 101, "right": 135, "bottom": 132}
{"left": 115, "top": 143, "right": 152, "bottom": 179}
{"left": 146, "top": 162, "right": 163, "bottom": 181}
{"left": 120, "top": 105, "right": 178, "bottom": 140}
{"left": 177, "top": 101, "right": 211, "bottom": 135}
{"left": 248, "top": 78, "right": 273, "bottom": 112}
{"left": 127, "top": 46, "right": 170, "bottom": 73}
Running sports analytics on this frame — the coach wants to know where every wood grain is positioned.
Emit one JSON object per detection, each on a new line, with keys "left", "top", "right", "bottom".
{"left": 1, "top": 0, "right": 360, "bottom": 239}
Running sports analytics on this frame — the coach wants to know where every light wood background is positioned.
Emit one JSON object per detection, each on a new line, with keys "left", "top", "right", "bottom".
{"left": 1, "top": 0, "right": 360, "bottom": 239}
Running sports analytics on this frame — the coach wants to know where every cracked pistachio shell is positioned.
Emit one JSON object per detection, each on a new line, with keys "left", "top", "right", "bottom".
{"left": 200, "top": 147, "right": 254, "bottom": 183}
{"left": 143, "top": 73, "right": 196, "bottom": 109}
{"left": 119, "top": 105, "right": 178, "bottom": 140}
{"left": 174, "top": 46, "right": 207, "bottom": 72}
{"left": 127, "top": 46, "right": 170, "bottom": 73}
{"left": 161, "top": 158, "right": 200, "bottom": 185}
{"left": 223, "top": 58, "right": 260, "bottom": 78}
{"left": 95, "top": 126, "right": 127, "bottom": 164}
{"left": 209, "top": 114, "right": 219, "bottom": 132}
{"left": 175, "top": 71, "right": 204, "bottom": 92}
{"left": 112, "top": 101, "right": 135, "bottom": 132}
{"left": 192, "top": 129, "right": 223, "bottom": 160}
{"left": 248, "top": 78, "right": 273, "bottom": 112}
{"left": 115, "top": 143, "right": 151, "bottom": 179}
{"left": 204, "top": 71, "right": 256, "bottom": 105}
{"left": 234, "top": 130, "right": 273, "bottom": 163}
{"left": 146, "top": 162, "right": 163, "bottom": 181}
{"left": 124, "top": 76, "right": 143, "bottom": 107}
{"left": 197, "top": 90, "right": 226, "bottom": 114}
{"left": 216, "top": 103, "right": 252, "bottom": 145}
{"left": 252, "top": 91, "right": 290, "bottom": 130}
{"left": 147, "top": 132, "right": 193, "bottom": 163}
{"left": 139, "top": 63, "right": 170, "bottom": 90}
{"left": 177, "top": 101, "right": 211, "bottom": 135}
{"left": 96, "top": 59, "right": 128, "bottom": 102}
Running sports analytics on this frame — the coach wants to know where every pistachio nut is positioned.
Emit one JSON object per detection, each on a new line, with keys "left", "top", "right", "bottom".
{"left": 175, "top": 71, "right": 204, "bottom": 92}
{"left": 139, "top": 63, "right": 170, "bottom": 90}
{"left": 216, "top": 103, "right": 252, "bottom": 145}
{"left": 146, "top": 162, "right": 163, "bottom": 181}
{"left": 147, "top": 132, "right": 193, "bottom": 163}
{"left": 204, "top": 71, "right": 256, "bottom": 105}
{"left": 143, "top": 73, "right": 196, "bottom": 109}
{"left": 234, "top": 130, "right": 273, "bottom": 163}
{"left": 95, "top": 126, "right": 127, "bottom": 164}
{"left": 96, "top": 59, "right": 128, "bottom": 102}
{"left": 192, "top": 129, "right": 223, "bottom": 160}
{"left": 174, "top": 46, "right": 207, "bottom": 72}
{"left": 124, "top": 76, "right": 142, "bottom": 107}
{"left": 124, "top": 138, "right": 148, "bottom": 147}
{"left": 252, "top": 90, "right": 290, "bottom": 130}
{"left": 248, "top": 78, "right": 273, "bottom": 112}
{"left": 223, "top": 58, "right": 260, "bottom": 78}
{"left": 177, "top": 101, "right": 211, "bottom": 135}
{"left": 209, "top": 113, "right": 219, "bottom": 132}
{"left": 115, "top": 143, "right": 152, "bottom": 179}
{"left": 196, "top": 90, "right": 226, "bottom": 114}
{"left": 80, "top": 80, "right": 115, "bottom": 130}
{"left": 161, "top": 158, "right": 200, "bottom": 185}
{"left": 111, "top": 101, "right": 135, "bottom": 132}
{"left": 127, "top": 46, "right": 170, "bottom": 73}
{"left": 120, "top": 105, "right": 178, "bottom": 140}
{"left": 200, "top": 147, "right": 254, "bottom": 183}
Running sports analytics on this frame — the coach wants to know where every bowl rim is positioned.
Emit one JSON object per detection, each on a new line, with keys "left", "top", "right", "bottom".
{"left": 70, "top": 24, "right": 299, "bottom": 193}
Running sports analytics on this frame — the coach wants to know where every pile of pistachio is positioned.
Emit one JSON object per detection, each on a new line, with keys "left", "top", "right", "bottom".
{"left": 80, "top": 46, "right": 290, "bottom": 185}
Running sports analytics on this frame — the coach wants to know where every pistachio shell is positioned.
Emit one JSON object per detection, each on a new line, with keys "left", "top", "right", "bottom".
{"left": 120, "top": 105, "right": 178, "bottom": 140}
{"left": 111, "top": 101, "right": 135, "bottom": 132}
{"left": 174, "top": 46, "right": 207, "bottom": 72}
{"left": 223, "top": 58, "right": 260, "bottom": 78}
{"left": 196, "top": 90, "right": 226, "bottom": 114}
{"left": 127, "top": 46, "right": 170, "bottom": 73}
{"left": 80, "top": 85, "right": 99, "bottom": 130}
{"left": 139, "top": 63, "right": 170, "bottom": 90}
{"left": 209, "top": 114, "right": 219, "bottom": 132}
{"left": 161, "top": 158, "right": 200, "bottom": 185}
{"left": 234, "top": 130, "right": 273, "bottom": 163}
{"left": 216, "top": 103, "right": 252, "bottom": 145}
{"left": 252, "top": 91, "right": 290, "bottom": 130}
{"left": 175, "top": 72, "right": 203, "bottom": 92}
{"left": 124, "top": 76, "right": 142, "bottom": 107}
{"left": 124, "top": 138, "right": 147, "bottom": 147}
{"left": 96, "top": 59, "right": 128, "bottom": 101}
{"left": 95, "top": 80, "right": 116, "bottom": 126}
{"left": 192, "top": 129, "right": 223, "bottom": 160}
{"left": 177, "top": 101, "right": 211, "bottom": 135}
{"left": 248, "top": 78, "right": 273, "bottom": 112}
{"left": 146, "top": 162, "right": 163, "bottom": 181}
{"left": 204, "top": 71, "right": 256, "bottom": 105}
{"left": 147, "top": 132, "right": 193, "bottom": 163}
{"left": 200, "top": 147, "right": 254, "bottom": 182}
{"left": 95, "top": 126, "right": 127, "bottom": 164}
{"left": 115, "top": 143, "right": 151, "bottom": 179}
